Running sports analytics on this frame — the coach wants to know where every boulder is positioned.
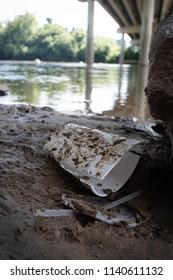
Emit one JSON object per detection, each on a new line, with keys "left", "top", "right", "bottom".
{"left": 0, "top": 89, "right": 8, "bottom": 96}
{"left": 145, "top": 15, "right": 173, "bottom": 147}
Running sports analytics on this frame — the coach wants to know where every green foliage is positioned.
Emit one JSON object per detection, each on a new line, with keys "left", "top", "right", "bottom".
{"left": 32, "top": 23, "right": 75, "bottom": 61}
{"left": 94, "top": 37, "right": 121, "bottom": 63}
{"left": 125, "top": 46, "right": 139, "bottom": 61}
{"left": 0, "top": 12, "right": 129, "bottom": 63}
{"left": 1, "top": 12, "right": 38, "bottom": 59}
{"left": 70, "top": 28, "right": 86, "bottom": 61}
{"left": 0, "top": 23, "right": 5, "bottom": 57}
{"left": 46, "top": 18, "right": 53, "bottom": 24}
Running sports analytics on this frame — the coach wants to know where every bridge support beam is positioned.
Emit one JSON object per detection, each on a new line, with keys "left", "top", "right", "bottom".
{"left": 119, "top": 33, "right": 125, "bottom": 64}
{"left": 139, "top": 0, "right": 155, "bottom": 67}
{"left": 86, "top": 0, "right": 95, "bottom": 66}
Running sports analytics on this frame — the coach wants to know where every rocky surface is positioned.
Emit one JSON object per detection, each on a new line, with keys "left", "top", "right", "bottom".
{"left": 0, "top": 104, "right": 173, "bottom": 259}
{"left": 145, "top": 15, "right": 173, "bottom": 147}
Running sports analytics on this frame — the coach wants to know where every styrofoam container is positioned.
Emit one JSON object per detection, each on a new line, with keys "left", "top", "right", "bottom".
{"left": 44, "top": 123, "right": 143, "bottom": 197}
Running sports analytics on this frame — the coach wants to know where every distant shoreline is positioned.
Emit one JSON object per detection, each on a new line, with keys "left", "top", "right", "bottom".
{"left": 0, "top": 60, "right": 138, "bottom": 65}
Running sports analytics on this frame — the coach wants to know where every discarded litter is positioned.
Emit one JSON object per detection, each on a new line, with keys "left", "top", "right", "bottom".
{"left": 41, "top": 124, "right": 144, "bottom": 227}
{"left": 34, "top": 191, "right": 142, "bottom": 227}
{"left": 62, "top": 194, "right": 142, "bottom": 228}
{"left": 35, "top": 209, "right": 75, "bottom": 217}
{"left": 101, "top": 190, "right": 143, "bottom": 211}
{"left": 44, "top": 123, "right": 143, "bottom": 197}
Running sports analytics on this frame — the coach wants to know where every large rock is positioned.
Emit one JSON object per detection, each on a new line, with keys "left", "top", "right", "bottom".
{"left": 145, "top": 15, "right": 173, "bottom": 145}
{"left": 0, "top": 89, "right": 8, "bottom": 96}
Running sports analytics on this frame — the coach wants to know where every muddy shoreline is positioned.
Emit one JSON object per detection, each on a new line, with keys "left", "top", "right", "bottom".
{"left": 0, "top": 104, "right": 173, "bottom": 259}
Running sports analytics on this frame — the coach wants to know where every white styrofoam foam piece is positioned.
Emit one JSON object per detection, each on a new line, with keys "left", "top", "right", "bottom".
{"left": 44, "top": 123, "right": 143, "bottom": 197}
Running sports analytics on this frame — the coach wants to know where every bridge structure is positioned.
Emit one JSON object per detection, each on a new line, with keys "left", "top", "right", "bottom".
{"left": 78, "top": 0, "right": 173, "bottom": 66}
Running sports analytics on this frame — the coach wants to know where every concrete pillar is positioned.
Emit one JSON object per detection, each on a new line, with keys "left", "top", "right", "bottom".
{"left": 86, "top": 0, "right": 95, "bottom": 66}
{"left": 85, "top": 65, "right": 93, "bottom": 113}
{"left": 136, "top": 65, "right": 150, "bottom": 119}
{"left": 119, "top": 33, "right": 125, "bottom": 64}
{"left": 139, "top": 0, "right": 155, "bottom": 66}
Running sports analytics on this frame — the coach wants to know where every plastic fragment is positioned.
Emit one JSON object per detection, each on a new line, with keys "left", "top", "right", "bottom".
{"left": 102, "top": 190, "right": 143, "bottom": 211}
{"left": 34, "top": 209, "right": 76, "bottom": 217}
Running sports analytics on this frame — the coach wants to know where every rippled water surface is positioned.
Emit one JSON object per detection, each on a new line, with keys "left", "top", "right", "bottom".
{"left": 0, "top": 61, "right": 150, "bottom": 120}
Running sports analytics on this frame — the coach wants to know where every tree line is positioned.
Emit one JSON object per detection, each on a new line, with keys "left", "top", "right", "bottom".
{"left": 0, "top": 13, "right": 139, "bottom": 63}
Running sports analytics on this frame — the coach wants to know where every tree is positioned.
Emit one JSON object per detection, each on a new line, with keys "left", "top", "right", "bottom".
{"left": 125, "top": 45, "right": 139, "bottom": 61}
{"left": 0, "top": 13, "right": 38, "bottom": 59}
{"left": 46, "top": 18, "right": 53, "bottom": 24}
{"left": 0, "top": 13, "right": 125, "bottom": 63}
{"left": 0, "top": 23, "right": 5, "bottom": 58}
{"left": 94, "top": 37, "right": 121, "bottom": 63}
{"left": 71, "top": 28, "right": 86, "bottom": 61}
{"left": 32, "top": 23, "right": 76, "bottom": 61}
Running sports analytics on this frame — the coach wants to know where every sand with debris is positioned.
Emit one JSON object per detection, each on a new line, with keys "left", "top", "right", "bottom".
{"left": 0, "top": 104, "right": 173, "bottom": 259}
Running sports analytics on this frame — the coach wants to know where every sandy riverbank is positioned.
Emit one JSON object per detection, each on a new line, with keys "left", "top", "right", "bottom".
{"left": 0, "top": 104, "right": 173, "bottom": 259}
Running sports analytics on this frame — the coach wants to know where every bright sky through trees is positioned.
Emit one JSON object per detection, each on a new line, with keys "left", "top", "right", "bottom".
{"left": 0, "top": 0, "right": 129, "bottom": 41}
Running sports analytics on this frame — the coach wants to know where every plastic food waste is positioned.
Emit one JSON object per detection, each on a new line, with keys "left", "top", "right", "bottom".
{"left": 62, "top": 194, "right": 142, "bottom": 228}
{"left": 44, "top": 123, "right": 143, "bottom": 197}
{"left": 34, "top": 191, "right": 143, "bottom": 227}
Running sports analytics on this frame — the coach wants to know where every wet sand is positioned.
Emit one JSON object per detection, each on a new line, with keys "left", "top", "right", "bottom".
{"left": 0, "top": 104, "right": 173, "bottom": 259}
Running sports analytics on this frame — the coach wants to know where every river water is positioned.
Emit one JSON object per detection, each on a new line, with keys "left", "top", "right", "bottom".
{"left": 0, "top": 61, "right": 150, "bottom": 120}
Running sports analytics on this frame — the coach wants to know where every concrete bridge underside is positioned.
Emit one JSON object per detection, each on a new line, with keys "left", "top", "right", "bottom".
{"left": 79, "top": 0, "right": 173, "bottom": 66}
{"left": 97, "top": 0, "right": 173, "bottom": 39}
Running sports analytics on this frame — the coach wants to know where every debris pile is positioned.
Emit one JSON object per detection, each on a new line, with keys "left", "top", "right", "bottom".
{"left": 42, "top": 123, "right": 144, "bottom": 227}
